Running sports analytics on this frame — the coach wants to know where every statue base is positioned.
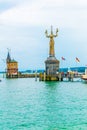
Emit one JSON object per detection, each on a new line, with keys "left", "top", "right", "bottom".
{"left": 45, "top": 56, "right": 60, "bottom": 75}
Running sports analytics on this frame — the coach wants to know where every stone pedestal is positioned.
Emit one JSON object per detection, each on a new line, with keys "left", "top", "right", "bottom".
{"left": 45, "top": 56, "right": 60, "bottom": 75}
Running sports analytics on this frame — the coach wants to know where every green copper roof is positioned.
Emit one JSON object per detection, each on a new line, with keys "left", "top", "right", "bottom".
{"left": 10, "top": 59, "right": 18, "bottom": 63}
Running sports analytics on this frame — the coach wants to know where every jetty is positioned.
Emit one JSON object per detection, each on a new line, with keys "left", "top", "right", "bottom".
{"left": 39, "top": 71, "right": 82, "bottom": 81}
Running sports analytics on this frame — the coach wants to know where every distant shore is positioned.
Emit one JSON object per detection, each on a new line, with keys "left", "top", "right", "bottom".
{"left": 0, "top": 66, "right": 86, "bottom": 74}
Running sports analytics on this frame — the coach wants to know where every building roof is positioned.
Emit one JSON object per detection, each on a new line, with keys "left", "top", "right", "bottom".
{"left": 6, "top": 51, "right": 18, "bottom": 63}
{"left": 6, "top": 51, "right": 11, "bottom": 63}
{"left": 10, "top": 59, "right": 18, "bottom": 63}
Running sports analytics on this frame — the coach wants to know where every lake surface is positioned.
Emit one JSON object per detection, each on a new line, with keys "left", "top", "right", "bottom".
{"left": 0, "top": 76, "right": 87, "bottom": 130}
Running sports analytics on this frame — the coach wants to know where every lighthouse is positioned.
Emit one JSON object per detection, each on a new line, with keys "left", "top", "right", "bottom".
{"left": 6, "top": 50, "right": 18, "bottom": 78}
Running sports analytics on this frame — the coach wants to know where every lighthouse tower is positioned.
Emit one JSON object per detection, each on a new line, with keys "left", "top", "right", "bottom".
{"left": 6, "top": 50, "right": 18, "bottom": 78}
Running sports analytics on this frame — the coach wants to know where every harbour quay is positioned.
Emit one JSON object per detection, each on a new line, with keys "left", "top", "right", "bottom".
{"left": 6, "top": 72, "right": 39, "bottom": 78}
{"left": 39, "top": 71, "right": 82, "bottom": 81}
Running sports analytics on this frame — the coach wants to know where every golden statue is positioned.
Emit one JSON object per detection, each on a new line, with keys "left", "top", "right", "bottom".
{"left": 45, "top": 26, "right": 58, "bottom": 57}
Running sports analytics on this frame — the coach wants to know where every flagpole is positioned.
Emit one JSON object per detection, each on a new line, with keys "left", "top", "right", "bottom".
{"left": 75, "top": 57, "right": 80, "bottom": 73}
{"left": 61, "top": 57, "right": 66, "bottom": 72}
{"left": 61, "top": 58, "right": 63, "bottom": 72}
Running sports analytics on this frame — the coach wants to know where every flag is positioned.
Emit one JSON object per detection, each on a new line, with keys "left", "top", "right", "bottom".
{"left": 61, "top": 57, "right": 66, "bottom": 60}
{"left": 76, "top": 57, "right": 80, "bottom": 62}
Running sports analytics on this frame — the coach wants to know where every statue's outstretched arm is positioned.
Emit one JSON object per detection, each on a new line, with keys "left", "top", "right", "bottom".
{"left": 45, "top": 30, "right": 50, "bottom": 38}
{"left": 53, "top": 28, "right": 58, "bottom": 37}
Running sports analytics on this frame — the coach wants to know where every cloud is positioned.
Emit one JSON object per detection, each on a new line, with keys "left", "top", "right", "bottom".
{"left": 0, "top": 0, "right": 87, "bottom": 30}
{"left": 0, "top": 0, "right": 30, "bottom": 13}
{"left": 0, "top": 0, "right": 64, "bottom": 26}
{"left": 65, "top": 0, "right": 87, "bottom": 9}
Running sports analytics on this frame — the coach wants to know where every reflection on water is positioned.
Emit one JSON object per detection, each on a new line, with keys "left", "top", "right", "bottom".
{"left": 45, "top": 81, "right": 59, "bottom": 86}
{"left": 0, "top": 78, "right": 87, "bottom": 129}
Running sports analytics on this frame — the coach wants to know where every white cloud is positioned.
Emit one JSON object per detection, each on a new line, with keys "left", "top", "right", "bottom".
{"left": 65, "top": 0, "right": 87, "bottom": 9}
{"left": 0, "top": 0, "right": 87, "bottom": 29}
{"left": 0, "top": 0, "right": 64, "bottom": 26}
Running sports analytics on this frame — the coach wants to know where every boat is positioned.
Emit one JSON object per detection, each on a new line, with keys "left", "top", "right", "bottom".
{"left": 81, "top": 68, "right": 87, "bottom": 81}
{"left": 81, "top": 75, "right": 87, "bottom": 80}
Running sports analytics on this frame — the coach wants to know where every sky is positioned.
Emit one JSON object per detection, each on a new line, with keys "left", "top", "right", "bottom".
{"left": 0, "top": 0, "right": 87, "bottom": 71}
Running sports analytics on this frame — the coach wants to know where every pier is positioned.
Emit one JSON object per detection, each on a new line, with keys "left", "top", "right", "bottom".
{"left": 39, "top": 72, "right": 82, "bottom": 82}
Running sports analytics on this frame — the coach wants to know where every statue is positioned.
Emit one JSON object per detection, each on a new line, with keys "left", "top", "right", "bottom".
{"left": 45, "top": 26, "right": 58, "bottom": 57}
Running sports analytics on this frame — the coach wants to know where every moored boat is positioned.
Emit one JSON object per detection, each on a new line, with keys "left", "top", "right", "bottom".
{"left": 81, "top": 68, "right": 87, "bottom": 81}
{"left": 81, "top": 74, "right": 87, "bottom": 80}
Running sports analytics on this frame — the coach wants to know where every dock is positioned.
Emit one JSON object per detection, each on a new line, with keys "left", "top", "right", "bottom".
{"left": 6, "top": 72, "right": 39, "bottom": 78}
{"left": 39, "top": 72, "right": 82, "bottom": 81}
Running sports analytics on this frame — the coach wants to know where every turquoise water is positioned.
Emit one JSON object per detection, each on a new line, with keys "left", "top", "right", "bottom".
{"left": 0, "top": 77, "right": 87, "bottom": 130}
